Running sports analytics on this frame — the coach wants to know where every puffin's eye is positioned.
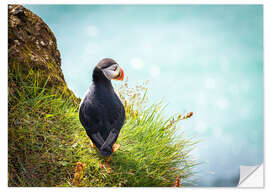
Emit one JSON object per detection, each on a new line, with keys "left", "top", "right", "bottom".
{"left": 101, "top": 63, "right": 111, "bottom": 69}
{"left": 102, "top": 63, "right": 117, "bottom": 70}
{"left": 106, "top": 64, "right": 117, "bottom": 71}
{"left": 113, "top": 64, "right": 118, "bottom": 71}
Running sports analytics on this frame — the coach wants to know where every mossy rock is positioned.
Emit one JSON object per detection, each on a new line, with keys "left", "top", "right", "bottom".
{"left": 8, "top": 4, "right": 80, "bottom": 106}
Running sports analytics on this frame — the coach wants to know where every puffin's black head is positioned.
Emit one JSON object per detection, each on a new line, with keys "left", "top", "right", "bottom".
{"left": 93, "top": 58, "right": 124, "bottom": 82}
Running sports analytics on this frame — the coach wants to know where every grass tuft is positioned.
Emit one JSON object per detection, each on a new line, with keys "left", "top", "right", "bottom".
{"left": 8, "top": 64, "right": 198, "bottom": 187}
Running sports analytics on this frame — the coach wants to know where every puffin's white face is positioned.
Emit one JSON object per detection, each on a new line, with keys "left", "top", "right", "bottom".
{"left": 101, "top": 63, "right": 124, "bottom": 81}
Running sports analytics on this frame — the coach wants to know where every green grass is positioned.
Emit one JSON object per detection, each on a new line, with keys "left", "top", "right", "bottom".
{"left": 8, "top": 63, "right": 198, "bottom": 187}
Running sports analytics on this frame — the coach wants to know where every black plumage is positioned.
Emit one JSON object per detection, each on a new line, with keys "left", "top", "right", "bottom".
{"left": 79, "top": 58, "right": 125, "bottom": 157}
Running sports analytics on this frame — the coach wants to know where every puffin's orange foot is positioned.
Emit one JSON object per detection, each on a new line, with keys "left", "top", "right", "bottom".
{"left": 90, "top": 140, "right": 96, "bottom": 149}
{"left": 105, "top": 159, "right": 112, "bottom": 174}
{"left": 100, "top": 157, "right": 112, "bottom": 174}
{"left": 106, "top": 156, "right": 111, "bottom": 163}
{"left": 99, "top": 162, "right": 111, "bottom": 174}
{"left": 112, "top": 143, "right": 120, "bottom": 152}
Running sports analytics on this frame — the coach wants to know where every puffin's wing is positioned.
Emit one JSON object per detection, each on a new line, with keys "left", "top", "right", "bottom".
{"left": 100, "top": 94, "right": 125, "bottom": 151}
{"left": 100, "top": 128, "right": 119, "bottom": 150}
{"left": 79, "top": 100, "right": 105, "bottom": 148}
{"left": 79, "top": 103, "right": 113, "bottom": 156}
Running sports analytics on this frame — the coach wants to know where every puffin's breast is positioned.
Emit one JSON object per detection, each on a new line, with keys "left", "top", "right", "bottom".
{"left": 94, "top": 87, "right": 124, "bottom": 137}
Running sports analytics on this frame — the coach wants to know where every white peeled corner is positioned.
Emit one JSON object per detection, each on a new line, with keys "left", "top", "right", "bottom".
{"left": 238, "top": 164, "right": 264, "bottom": 188}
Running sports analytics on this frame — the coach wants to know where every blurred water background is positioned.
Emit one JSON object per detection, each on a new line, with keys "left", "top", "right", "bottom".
{"left": 25, "top": 4, "right": 263, "bottom": 187}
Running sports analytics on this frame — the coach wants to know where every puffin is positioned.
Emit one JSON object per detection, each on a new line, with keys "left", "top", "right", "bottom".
{"left": 79, "top": 58, "right": 125, "bottom": 157}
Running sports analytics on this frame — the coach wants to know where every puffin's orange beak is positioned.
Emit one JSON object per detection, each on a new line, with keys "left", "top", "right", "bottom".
{"left": 116, "top": 67, "right": 124, "bottom": 81}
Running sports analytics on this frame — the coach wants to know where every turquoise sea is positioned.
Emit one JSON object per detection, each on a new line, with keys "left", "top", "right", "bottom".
{"left": 25, "top": 4, "right": 264, "bottom": 186}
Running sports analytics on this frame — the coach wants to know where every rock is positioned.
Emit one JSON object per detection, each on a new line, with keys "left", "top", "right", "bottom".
{"left": 40, "top": 40, "right": 46, "bottom": 46}
{"left": 8, "top": 4, "right": 80, "bottom": 105}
